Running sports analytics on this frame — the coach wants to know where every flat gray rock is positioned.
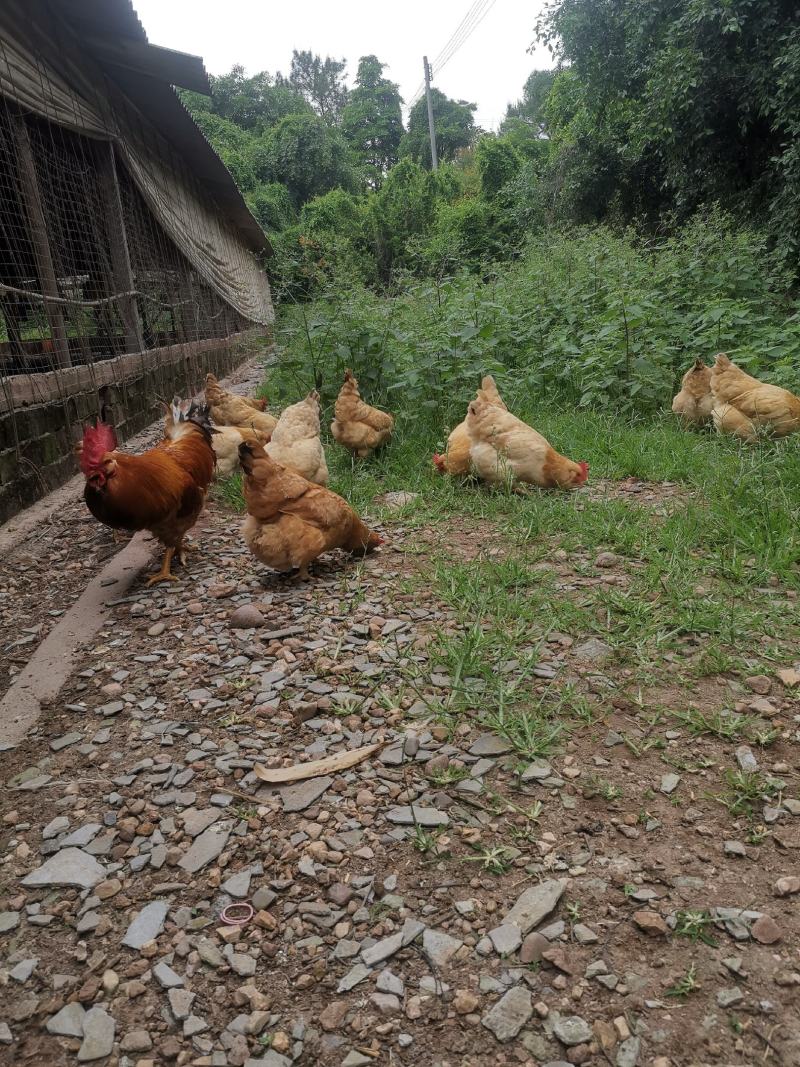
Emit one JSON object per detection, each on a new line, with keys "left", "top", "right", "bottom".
{"left": 46, "top": 1002, "right": 86, "bottom": 1037}
{"left": 10, "top": 958, "right": 38, "bottom": 982}
{"left": 178, "top": 824, "right": 231, "bottom": 873}
{"left": 222, "top": 871, "right": 251, "bottom": 898}
{"left": 616, "top": 1036, "right": 641, "bottom": 1067}
{"left": 337, "top": 963, "right": 371, "bottom": 992}
{"left": 168, "top": 987, "right": 195, "bottom": 1020}
{"left": 660, "top": 773, "right": 680, "bottom": 795}
{"left": 553, "top": 1015, "right": 592, "bottom": 1046}
{"left": 244, "top": 1052, "right": 292, "bottom": 1067}
{"left": 122, "top": 901, "right": 168, "bottom": 949}
{"left": 22, "top": 848, "right": 105, "bottom": 890}
{"left": 488, "top": 923, "right": 522, "bottom": 956}
{"left": 469, "top": 733, "right": 512, "bottom": 756}
{"left": 422, "top": 927, "right": 463, "bottom": 967}
{"left": 77, "top": 1007, "right": 115, "bottom": 1061}
{"left": 385, "top": 805, "right": 449, "bottom": 827}
{"left": 181, "top": 807, "right": 220, "bottom": 837}
{"left": 153, "top": 961, "right": 184, "bottom": 989}
{"left": 277, "top": 776, "right": 334, "bottom": 813}
{"left": 362, "top": 931, "right": 404, "bottom": 967}
{"left": 573, "top": 637, "right": 611, "bottom": 662}
{"left": 482, "top": 986, "right": 532, "bottom": 1042}
{"left": 503, "top": 880, "right": 565, "bottom": 934}
{"left": 0, "top": 911, "right": 20, "bottom": 933}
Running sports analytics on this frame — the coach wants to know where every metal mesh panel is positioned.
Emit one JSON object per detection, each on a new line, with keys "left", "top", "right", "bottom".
{"left": 0, "top": 90, "right": 251, "bottom": 378}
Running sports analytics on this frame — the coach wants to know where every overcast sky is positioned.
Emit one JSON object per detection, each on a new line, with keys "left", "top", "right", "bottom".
{"left": 133, "top": 0, "right": 554, "bottom": 130}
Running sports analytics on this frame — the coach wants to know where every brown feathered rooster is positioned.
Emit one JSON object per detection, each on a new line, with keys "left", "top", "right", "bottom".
{"left": 78, "top": 400, "right": 216, "bottom": 586}
{"left": 239, "top": 439, "right": 382, "bottom": 580}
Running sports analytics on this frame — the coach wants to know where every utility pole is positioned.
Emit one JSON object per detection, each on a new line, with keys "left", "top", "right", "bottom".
{"left": 423, "top": 56, "right": 438, "bottom": 171}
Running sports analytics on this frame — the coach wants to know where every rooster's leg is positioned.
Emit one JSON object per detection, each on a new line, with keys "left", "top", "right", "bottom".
{"left": 146, "top": 548, "right": 179, "bottom": 587}
{"left": 296, "top": 563, "right": 311, "bottom": 581}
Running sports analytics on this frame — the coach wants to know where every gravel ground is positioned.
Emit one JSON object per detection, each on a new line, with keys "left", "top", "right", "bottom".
{"left": 1, "top": 472, "right": 799, "bottom": 1067}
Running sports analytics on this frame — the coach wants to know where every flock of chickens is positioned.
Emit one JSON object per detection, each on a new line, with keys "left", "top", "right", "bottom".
{"left": 672, "top": 352, "right": 800, "bottom": 438}
{"left": 77, "top": 370, "right": 391, "bottom": 586}
{"left": 76, "top": 353, "right": 800, "bottom": 586}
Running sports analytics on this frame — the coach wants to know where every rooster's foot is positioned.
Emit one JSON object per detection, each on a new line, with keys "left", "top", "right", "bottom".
{"left": 146, "top": 549, "right": 178, "bottom": 587}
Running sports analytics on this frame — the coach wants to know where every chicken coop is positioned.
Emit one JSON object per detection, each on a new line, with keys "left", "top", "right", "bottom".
{"left": 0, "top": 0, "right": 274, "bottom": 523}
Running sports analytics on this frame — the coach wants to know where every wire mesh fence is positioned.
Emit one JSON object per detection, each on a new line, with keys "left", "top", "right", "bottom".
{"left": 0, "top": 95, "right": 252, "bottom": 379}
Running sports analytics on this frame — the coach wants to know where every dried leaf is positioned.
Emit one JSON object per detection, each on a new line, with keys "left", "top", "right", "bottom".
{"left": 253, "top": 741, "right": 384, "bottom": 784}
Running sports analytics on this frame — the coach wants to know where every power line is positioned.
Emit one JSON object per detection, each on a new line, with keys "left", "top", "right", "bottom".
{"left": 433, "top": 0, "right": 495, "bottom": 76}
{"left": 409, "top": 0, "right": 487, "bottom": 106}
{"left": 408, "top": 0, "right": 499, "bottom": 108}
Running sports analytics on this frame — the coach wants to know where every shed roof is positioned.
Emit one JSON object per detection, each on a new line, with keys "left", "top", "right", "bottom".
{"left": 51, "top": 0, "right": 270, "bottom": 254}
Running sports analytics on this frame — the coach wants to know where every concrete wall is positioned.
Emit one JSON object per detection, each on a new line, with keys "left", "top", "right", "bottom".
{"left": 0, "top": 329, "right": 267, "bottom": 524}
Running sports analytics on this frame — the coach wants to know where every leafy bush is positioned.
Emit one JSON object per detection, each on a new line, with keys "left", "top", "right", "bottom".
{"left": 272, "top": 212, "right": 800, "bottom": 420}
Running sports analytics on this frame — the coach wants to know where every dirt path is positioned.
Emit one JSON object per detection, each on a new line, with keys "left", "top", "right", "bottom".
{"left": 1, "top": 476, "right": 799, "bottom": 1067}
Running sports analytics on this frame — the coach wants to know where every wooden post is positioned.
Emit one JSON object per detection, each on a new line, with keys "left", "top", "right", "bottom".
{"left": 12, "top": 115, "right": 71, "bottom": 368}
{"left": 95, "top": 141, "right": 144, "bottom": 354}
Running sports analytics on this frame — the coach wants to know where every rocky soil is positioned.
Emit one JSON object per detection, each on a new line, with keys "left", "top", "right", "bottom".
{"left": 1, "top": 478, "right": 799, "bottom": 1067}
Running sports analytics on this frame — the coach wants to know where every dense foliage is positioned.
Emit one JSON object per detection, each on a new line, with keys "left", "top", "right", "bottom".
{"left": 272, "top": 218, "right": 800, "bottom": 423}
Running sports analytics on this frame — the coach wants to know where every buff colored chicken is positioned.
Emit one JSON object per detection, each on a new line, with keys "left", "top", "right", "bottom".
{"left": 265, "top": 390, "right": 328, "bottom": 485}
{"left": 672, "top": 357, "right": 713, "bottom": 427}
{"left": 331, "top": 369, "right": 394, "bottom": 458}
{"left": 434, "top": 375, "right": 507, "bottom": 475}
{"left": 212, "top": 425, "right": 272, "bottom": 478}
{"left": 710, "top": 353, "right": 800, "bottom": 440}
{"left": 239, "top": 440, "right": 382, "bottom": 580}
{"left": 465, "top": 397, "right": 589, "bottom": 489}
{"left": 205, "top": 373, "right": 277, "bottom": 436}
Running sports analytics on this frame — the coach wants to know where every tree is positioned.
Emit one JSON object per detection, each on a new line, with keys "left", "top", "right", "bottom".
{"left": 535, "top": 0, "right": 800, "bottom": 247}
{"left": 284, "top": 50, "right": 349, "bottom": 125}
{"left": 476, "top": 136, "right": 523, "bottom": 200}
{"left": 401, "top": 90, "right": 477, "bottom": 168}
{"left": 194, "top": 65, "right": 309, "bottom": 132}
{"left": 341, "top": 56, "right": 403, "bottom": 189}
{"left": 260, "top": 113, "right": 356, "bottom": 205}
{"left": 503, "top": 70, "right": 556, "bottom": 134}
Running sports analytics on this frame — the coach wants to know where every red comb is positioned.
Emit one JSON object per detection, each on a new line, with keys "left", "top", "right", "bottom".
{"left": 80, "top": 422, "right": 117, "bottom": 476}
{"left": 432, "top": 453, "right": 445, "bottom": 472}
{"left": 577, "top": 460, "right": 589, "bottom": 483}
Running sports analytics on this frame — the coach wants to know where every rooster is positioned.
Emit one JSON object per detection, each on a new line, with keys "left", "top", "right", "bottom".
{"left": 78, "top": 400, "right": 216, "bottom": 586}
{"left": 434, "top": 375, "right": 507, "bottom": 475}
{"left": 672, "top": 357, "right": 713, "bottom": 428}
{"left": 710, "top": 353, "right": 800, "bottom": 440}
{"left": 239, "top": 439, "right": 382, "bottom": 580}
{"left": 330, "top": 369, "right": 394, "bottom": 458}
{"left": 465, "top": 397, "right": 588, "bottom": 489}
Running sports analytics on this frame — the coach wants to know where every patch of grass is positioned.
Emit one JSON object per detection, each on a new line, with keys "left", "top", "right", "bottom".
{"left": 410, "top": 825, "right": 441, "bottom": 854}
{"left": 666, "top": 962, "right": 700, "bottom": 999}
{"left": 713, "top": 769, "right": 778, "bottom": 817}
{"left": 582, "top": 775, "right": 623, "bottom": 802}
{"left": 427, "top": 764, "right": 471, "bottom": 786}
{"left": 671, "top": 706, "right": 757, "bottom": 742}
{"left": 673, "top": 909, "right": 718, "bottom": 947}
{"left": 213, "top": 472, "right": 245, "bottom": 512}
{"left": 463, "top": 844, "right": 516, "bottom": 875}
